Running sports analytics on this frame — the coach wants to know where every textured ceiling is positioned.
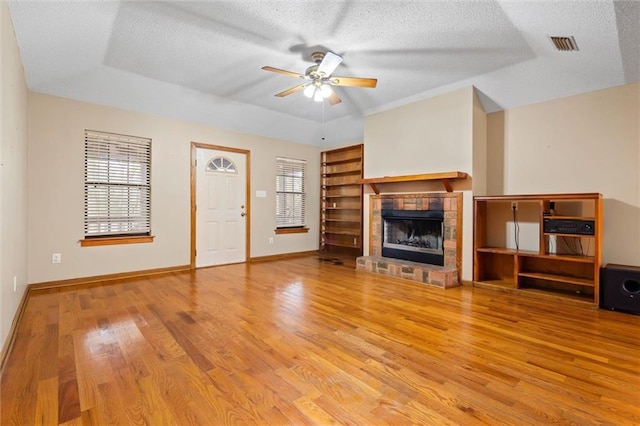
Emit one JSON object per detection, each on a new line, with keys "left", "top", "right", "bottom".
{"left": 8, "top": 1, "right": 640, "bottom": 146}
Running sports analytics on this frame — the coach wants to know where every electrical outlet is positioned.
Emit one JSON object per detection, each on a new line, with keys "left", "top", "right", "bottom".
{"left": 511, "top": 202, "right": 518, "bottom": 211}
{"left": 52, "top": 253, "right": 62, "bottom": 264}
{"left": 13, "top": 276, "right": 17, "bottom": 292}
{"left": 268, "top": 237, "right": 274, "bottom": 245}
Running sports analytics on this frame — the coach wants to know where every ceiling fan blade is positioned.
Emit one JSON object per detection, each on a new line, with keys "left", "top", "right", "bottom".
{"left": 327, "top": 91, "right": 342, "bottom": 105}
{"left": 329, "top": 76, "right": 377, "bottom": 88}
{"left": 275, "top": 84, "right": 307, "bottom": 97}
{"left": 317, "top": 51, "right": 343, "bottom": 76}
{"left": 262, "top": 66, "right": 306, "bottom": 79}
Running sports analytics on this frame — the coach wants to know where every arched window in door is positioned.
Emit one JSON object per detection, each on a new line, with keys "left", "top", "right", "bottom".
{"left": 206, "top": 156, "right": 237, "bottom": 173}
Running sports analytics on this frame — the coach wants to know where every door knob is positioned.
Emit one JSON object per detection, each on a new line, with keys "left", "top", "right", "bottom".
{"left": 241, "top": 212, "right": 246, "bottom": 217}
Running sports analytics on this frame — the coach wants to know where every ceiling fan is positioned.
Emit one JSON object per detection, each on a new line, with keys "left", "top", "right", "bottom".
{"left": 262, "top": 51, "right": 377, "bottom": 105}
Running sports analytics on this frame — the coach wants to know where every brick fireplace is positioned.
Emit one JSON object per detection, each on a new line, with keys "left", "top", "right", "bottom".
{"left": 357, "top": 192, "right": 462, "bottom": 288}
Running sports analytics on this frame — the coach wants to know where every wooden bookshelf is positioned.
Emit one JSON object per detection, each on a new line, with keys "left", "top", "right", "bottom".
{"left": 320, "top": 144, "right": 364, "bottom": 256}
{"left": 473, "top": 193, "right": 603, "bottom": 306}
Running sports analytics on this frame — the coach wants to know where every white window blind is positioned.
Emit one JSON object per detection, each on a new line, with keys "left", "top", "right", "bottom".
{"left": 276, "top": 157, "right": 306, "bottom": 228}
{"left": 84, "top": 130, "right": 151, "bottom": 238}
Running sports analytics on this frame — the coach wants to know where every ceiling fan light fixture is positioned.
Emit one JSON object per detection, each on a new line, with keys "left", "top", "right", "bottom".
{"left": 263, "top": 49, "right": 374, "bottom": 106}
{"left": 303, "top": 84, "right": 315, "bottom": 98}
{"left": 313, "top": 88, "right": 324, "bottom": 102}
{"left": 320, "top": 84, "right": 333, "bottom": 99}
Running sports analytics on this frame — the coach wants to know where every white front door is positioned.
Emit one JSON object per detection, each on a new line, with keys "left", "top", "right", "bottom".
{"left": 196, "top": 148, "right": 247, "bottom": 267}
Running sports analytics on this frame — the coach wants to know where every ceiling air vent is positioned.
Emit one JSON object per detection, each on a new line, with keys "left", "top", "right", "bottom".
{"left": 549, "top": 36, "right": 579, "bottom": 52}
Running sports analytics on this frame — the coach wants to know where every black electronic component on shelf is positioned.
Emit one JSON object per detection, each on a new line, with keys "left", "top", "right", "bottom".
{"left": 543, "top": 218, "right": 595, "bottom": 235}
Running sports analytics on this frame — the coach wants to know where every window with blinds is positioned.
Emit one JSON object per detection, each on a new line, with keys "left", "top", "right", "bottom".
{"left": 84, "top": 130, "right": 151, "bottom": 238}
{"left": 276, "top": 157, "right": 306, "bottom": 228}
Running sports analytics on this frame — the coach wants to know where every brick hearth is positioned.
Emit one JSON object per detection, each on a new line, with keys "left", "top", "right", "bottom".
{"left": 357, "top": 192, "right": 462, "bottom": 288}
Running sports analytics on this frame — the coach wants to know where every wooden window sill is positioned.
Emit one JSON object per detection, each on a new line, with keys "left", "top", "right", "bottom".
{"left": 80, "top": 235, "right": 155, "bottom": 247}
{"left": 275, "top": 227, "right": 309, "bottom": 235}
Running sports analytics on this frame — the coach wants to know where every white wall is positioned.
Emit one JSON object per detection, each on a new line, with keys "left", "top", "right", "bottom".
{"left": 0, "top": 3, "right": 29, "bottom": 347}
{"left": 363, "top": 87, "right": 479, "bottom": 281}
{"left": 27, "top": 93, "right": 321, "bottom": 284}
{"left": 487, "top": 83, "right": 640, "bottom": 265}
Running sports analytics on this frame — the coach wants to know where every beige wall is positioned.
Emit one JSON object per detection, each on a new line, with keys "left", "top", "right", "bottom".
{"left": 487, "top": 83, "right": 640, "bottom": 265}
{"left": 27, "top": 93, "right": 321, "bottom": 284}
{"left": 1, "top": 3, "right": 29, "bottom": 346}
{"left": 472, "top": 90, "right": 488, "bottom": 196}
{"left": 365, "top": 87, "right": 475, "bottom": 176}
{"left": 363, "top": 87, "right": 479, "bottom": 280}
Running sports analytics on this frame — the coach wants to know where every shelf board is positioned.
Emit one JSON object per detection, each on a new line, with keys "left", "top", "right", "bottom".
{"left": 544, "top": 215, "right": 595, "bottom": 220}
{"left": 322, "top": 183, "right": 360, "bottom": 188}
{"left": 531, "top": 253, "right": 595, "bottom": 263}
{"left": 323, "top": 219, "right": 361, "bottom": 223}
{"left": 322, "top": 207, "right": 361, "bottom": 211}
{"left": 357, "top": 171, "right": 468, "bottom": 193}
{"left": 518, "top": 272, "right": 595, "bottom": 287}
{"left": 322, "top": 230, "right": 360, "bottom": 236}
{"left": 543, "top": 232, "right": 595, "bottom": 238}
{"left": 321, "top": 158, "right": 361, "bottom": 166}
{"left": 476, "top": 247, "right": 538, "bottom": 256}
{"left": 518, "top": 287, "right": 595, "bottom": 305}
{"left": 475, "top": 247, "right": 594, "bottom": 263}
{"left": 473, "top": 281, "right": 596, "bottom": 306}
{"left": 474, "top": 279, "right": 517, "bottom": 289}
{"left": 322, "top": 195, "right": 361, "bottom": 199}
{"left": 322, "top": 242, "right": 362, "bottom": 249}
{"left": 322, "top": 170, "right": 361, "bottom": 177}
{"left": 475, "top": 193, "right": 602, "bottom": 202}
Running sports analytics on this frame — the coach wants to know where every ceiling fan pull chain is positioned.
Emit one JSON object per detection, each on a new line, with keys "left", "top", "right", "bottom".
{"left": 321, "top": 101, "right": 326, "bottom": 141}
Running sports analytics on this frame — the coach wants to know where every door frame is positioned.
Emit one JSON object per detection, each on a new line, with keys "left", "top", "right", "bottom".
{"left": 190, "top": 142, "right": 251, "bottom": 269}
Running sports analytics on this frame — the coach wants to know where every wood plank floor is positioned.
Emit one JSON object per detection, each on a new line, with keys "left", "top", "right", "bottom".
{"left": 2, "top": 255, "right": 639, "bottom": 425}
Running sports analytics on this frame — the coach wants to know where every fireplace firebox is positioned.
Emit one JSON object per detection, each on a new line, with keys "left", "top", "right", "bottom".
{"left": 381, "top": 209, "right": 444, "bottom": 266}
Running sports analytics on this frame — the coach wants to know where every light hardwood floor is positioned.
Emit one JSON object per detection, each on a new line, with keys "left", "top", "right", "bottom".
{"left": 2, "top": 255, "right": 639, "bottom": 425}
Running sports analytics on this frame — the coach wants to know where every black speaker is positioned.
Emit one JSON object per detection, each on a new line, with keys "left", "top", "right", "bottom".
{"left": 601, "top": 264, "right": 640, "bottom": 315}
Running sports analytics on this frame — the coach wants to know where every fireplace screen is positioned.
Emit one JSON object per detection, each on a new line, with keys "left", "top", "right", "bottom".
{"left": 381, "top": 210, "right": 444, "bottom": 265}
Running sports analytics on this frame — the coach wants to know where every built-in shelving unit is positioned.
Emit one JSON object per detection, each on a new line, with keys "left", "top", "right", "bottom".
{"left": 320, "top": 144, "right": 364, "bottom": 256}
{"left": 473, "top": 193, "right": 602, "bottom": 306}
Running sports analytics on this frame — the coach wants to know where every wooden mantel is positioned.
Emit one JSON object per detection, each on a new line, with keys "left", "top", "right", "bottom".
{"left": 357, "top": 171, "right": 468, "bottom": 194}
